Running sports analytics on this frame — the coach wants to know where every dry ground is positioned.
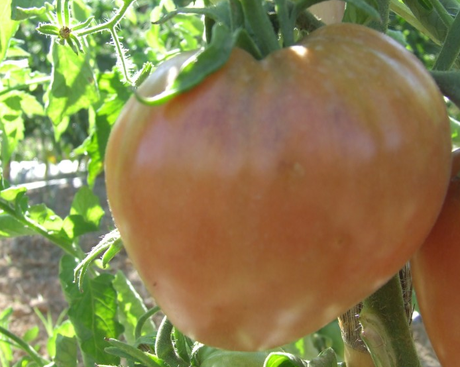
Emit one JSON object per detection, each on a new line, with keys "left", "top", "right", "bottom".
{"left": 0, "top": 176, "right": 441, "bottom": 366}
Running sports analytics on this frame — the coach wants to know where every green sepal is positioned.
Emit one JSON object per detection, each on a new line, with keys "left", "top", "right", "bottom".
{"left": 136, "top": 23, "right": 235, "bottom": 106}
{"left": 37, "top": 23, "right": 61, "bottom": 36}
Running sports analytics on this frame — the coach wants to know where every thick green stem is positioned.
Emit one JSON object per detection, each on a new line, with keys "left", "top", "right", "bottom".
{"left": 434, "top": 10, "right": 460, "bottom": 70}
{"left": 239, "top": 0, "right": 280, "bottom": 57}
{"left": 369, "top": 0, "right": 391, "bottom": 33}
{"left": 360, "top": 275, "right": 421, "bottom": 367}
{"left": 155, "top": 317, "right": 188, "bottom": 367}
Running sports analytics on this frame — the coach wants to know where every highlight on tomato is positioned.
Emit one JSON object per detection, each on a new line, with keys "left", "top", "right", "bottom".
{"left": 105, "top": 23, "right": 452, "bottom": 351}
{"left": 411, "top": 148, "right": 460, "bottom": 367}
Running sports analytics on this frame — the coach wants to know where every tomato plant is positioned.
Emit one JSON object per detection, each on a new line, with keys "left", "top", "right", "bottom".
{"left": 105, "top": 23, "right": 452, "bottom": 351}
{"left": 411, "top": 148, "right": 460, "bottom": 367}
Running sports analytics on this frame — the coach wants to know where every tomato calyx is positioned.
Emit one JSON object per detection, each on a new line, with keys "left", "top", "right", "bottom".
{"left": 139, "top": 0, "right": 381, "bottom": 106}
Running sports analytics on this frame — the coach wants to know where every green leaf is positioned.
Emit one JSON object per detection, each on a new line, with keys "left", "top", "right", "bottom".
{"left": 0, "top": 185, "right": 26, "bottom": 202}
{"left": 0, "top": 1, "right": 19, "bottom": 63}
{"left": 105, "top": 338, "right": 168, "bottom": 367}
{"left": 0, "top": 308, "right": 13, "bottom": 365}
{"left": 282, "top": 335, "right": 320, "bottom": 360}
{"left": 59, "top": 255, "right": 124, "bottom": 366}
{"left": 342, "top": 0, "right": 381, "bottom": 25}
{"left": 309, "top": 348, "right": 338, "bottom": 367}
{"left": 11, "top": 0, "right": 54, "bottom": 20}
{"left": 54, "top": 334, "right": 78, "bottom": 367}
{"left": 47, "top": 320, "right": 76, "bottom": 358}
{"left": 138, "top": 23, "right": 234, "bottom": 106}
{"left": 22, "top": 326, "right": 39, "bottom": 343}
{"left": 45, "top": 41, "right": 99, "bottom": 130}
{"left": 431, "top": 70, "right": 460, "bottom": 108}
{"left": 0, "top": 213, "right": 34, "bottom": 237}
{"left": 28, "top": 204, "right": 64, "bottom": 234}
{"left": 113, "top": 271, "right": 156, "bottom": 345}
{"left": 401, "top": 0, "right": 451, "bottom": 43}
{"left": 62, "top": 186, "right": 105, "bottom": 239}
{"left": 450, "top": 116, "right": 460, "bottom": 149}
{"left": 196, "top": 346, "right": 269, "bottom": 367}
{"left": 73, "top": 70, "right": 130, "bottom": 187}
{"left": 264, "top": 352, "right": 308, "bottom": 367}
{"left": 0, "top": 91, "right": 44, "bottom": 165}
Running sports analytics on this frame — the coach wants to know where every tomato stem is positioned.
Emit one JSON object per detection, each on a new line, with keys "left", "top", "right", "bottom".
{"left": 369, "top": 0, "right": 390, "bottom": 33}
{"left": 360, "top": 275, "right": 421, "bottom": 367}
{"left": 155, "top": 317, "right": 189, "bottom": 367}
{"left": 434, "top": 10, "right": 460, "bottom": 71}
{"left": 239, "top": 0, "right": 280, "bottom": 57}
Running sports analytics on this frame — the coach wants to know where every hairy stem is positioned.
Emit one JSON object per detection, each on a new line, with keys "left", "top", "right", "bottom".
{"left": 360, "top": 275, "right": 421, "bottom": 367}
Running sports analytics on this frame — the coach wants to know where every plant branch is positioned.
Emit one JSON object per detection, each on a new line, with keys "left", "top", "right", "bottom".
{"left": 370, "top": 0, "right": 391, "bottom": 33}
{"left": 0, "top": 200, "right": 80, "bottom": 258}
{"left": 0, "top": 76, "right": 52, "bottom": 97}
{"left": 360, "top": 275, "right": 421, "bottom": 367}
{"left": 75, "top": 0, "right": 135, "bottom": 36}
{"left": 0, "top": 326, "right": 50, "bottom": 366}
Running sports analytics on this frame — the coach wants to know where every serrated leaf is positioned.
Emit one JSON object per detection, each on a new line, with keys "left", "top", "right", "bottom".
{"left": 0, "top": 1, "right": 20, "bottom": 63}
{"left": 113, "top": 271, "right": 156, "bottom": 344}
{"left": 27, "top": 204, "right": 64, "bottom": 234}
{"left": 45, "top": 41, "right": 98, "bottom": 130}
{"left": 62, "top": 186, "right": 104, "bottom": 238}
{"left": 59, "top": 255, "right": 123, "bottom": 366}
{"left": 73, "top": 70, "right": 129, "bottom": 186}
{"left": 11, "top": 0, "right": 54, "bottom": 20}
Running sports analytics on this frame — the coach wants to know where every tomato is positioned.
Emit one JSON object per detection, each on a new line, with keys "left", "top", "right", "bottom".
{"left": 105, "top": 23, "right": 451, "bottom": 351}
{"left": 411, "top": 149, "right": 460, "bottom": 367}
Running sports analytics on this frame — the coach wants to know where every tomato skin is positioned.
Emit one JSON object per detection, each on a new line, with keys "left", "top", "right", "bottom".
{"left": 105, "top": 23, "right": 451, "bottom": 351}
{"left": 411, "top": 149, "right": 460, "bottom": 367}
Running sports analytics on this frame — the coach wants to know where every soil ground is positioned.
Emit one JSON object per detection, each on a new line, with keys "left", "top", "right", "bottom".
{"left": 0, "top": 176, "right": 441, "bottom": 366}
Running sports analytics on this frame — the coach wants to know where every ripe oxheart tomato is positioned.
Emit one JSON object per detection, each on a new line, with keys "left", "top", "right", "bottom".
{"left": 105, "top": 23, "right": 451, "bottom": 351}
{"left": 411, "top": 149, "right": 460, "bottom": 367}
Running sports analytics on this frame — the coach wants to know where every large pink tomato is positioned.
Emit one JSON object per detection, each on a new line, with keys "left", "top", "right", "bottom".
{"left": 105, "top": 23, "right": 451, "bottom": 351}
